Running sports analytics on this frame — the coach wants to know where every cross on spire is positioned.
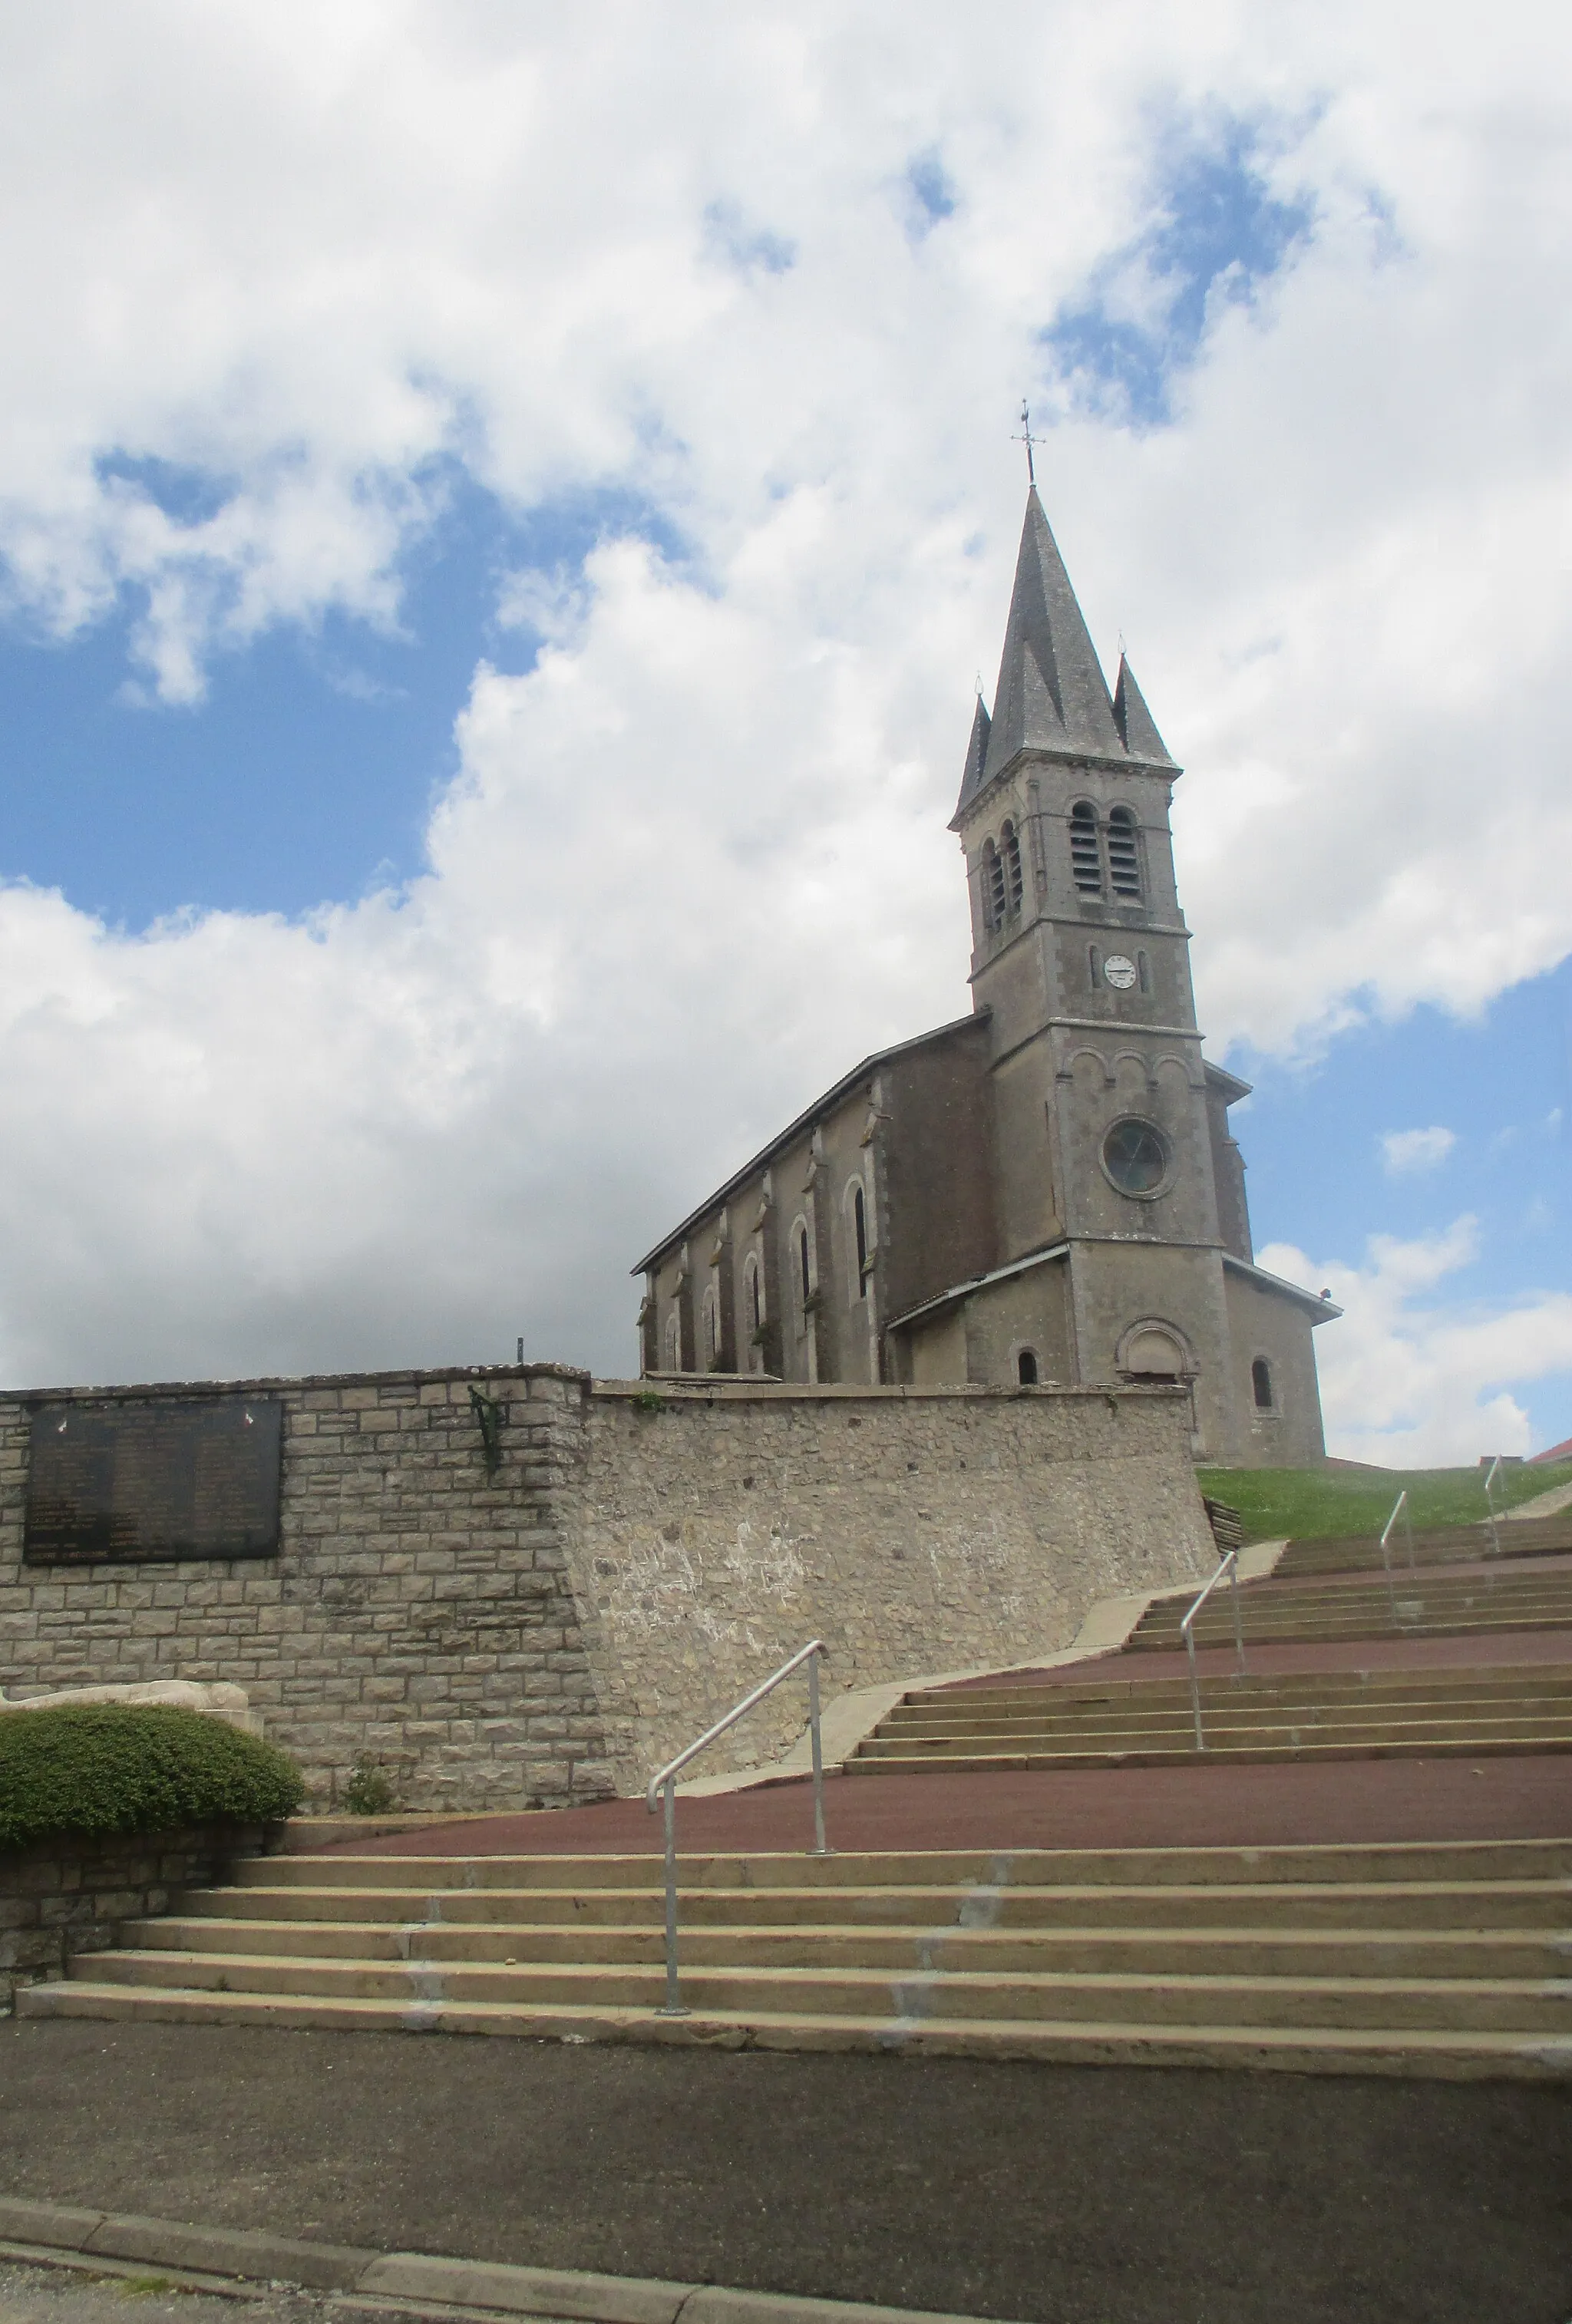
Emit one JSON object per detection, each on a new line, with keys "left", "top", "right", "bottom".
{"left": 1013, "top": 399, "right": 1040, "bottom": 487}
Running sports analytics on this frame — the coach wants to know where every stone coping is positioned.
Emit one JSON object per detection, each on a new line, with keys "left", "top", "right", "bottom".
{"left": 0, "top": 2197, "right": 1016, "bottom": 2324}
{"left": 1, "top": 1362, "right": 589, "bottom": 1403}
{"left": 593, "top": 1378, "right": 1184, "bottom": 1403}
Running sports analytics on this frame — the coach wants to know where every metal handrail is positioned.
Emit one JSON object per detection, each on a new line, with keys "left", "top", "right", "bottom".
{"left": 1378, "top": 1488, "right": 1415, "bottom": 1622}
{"left": 1180, "top": 1552, "right": 1247, "bottom": 1750}
{"left": 646, "top": 1639, "right": 829, "bottom": 2016}
{"left": 1482, "top": 1455, "right": 1504, "bottom": 1556}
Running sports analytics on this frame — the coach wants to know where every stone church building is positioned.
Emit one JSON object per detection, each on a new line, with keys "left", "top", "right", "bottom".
{"left": 634, "top": 489, "right": 1337, "bottom": 1465}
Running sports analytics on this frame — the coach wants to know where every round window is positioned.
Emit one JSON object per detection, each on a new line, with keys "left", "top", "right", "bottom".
{"left": 1102, "top": 1117, "right": 1170, "bottom": 1196}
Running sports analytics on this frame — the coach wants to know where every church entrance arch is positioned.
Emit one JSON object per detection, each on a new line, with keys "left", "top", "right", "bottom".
{"left": 1115, "top": 1318, "right": 1195, "bottom": 1385}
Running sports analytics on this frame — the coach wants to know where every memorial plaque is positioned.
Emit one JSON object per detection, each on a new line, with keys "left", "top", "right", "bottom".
{"left": 23, "top": 1397, "right": 282, "bottom": 1566}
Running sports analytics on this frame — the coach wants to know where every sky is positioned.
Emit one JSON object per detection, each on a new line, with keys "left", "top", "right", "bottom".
{"left": 0, "top": 2, "right": 1568, "bottom": 1465}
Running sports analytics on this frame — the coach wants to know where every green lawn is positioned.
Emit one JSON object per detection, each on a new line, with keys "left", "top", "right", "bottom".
{"left": 1194, "top": 1461, "right": 1572, "bottom": 1546}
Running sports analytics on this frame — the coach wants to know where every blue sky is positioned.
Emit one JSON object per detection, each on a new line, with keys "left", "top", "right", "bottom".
{"left": 0, "top": 6, "right": 1566, "bottom": 1461}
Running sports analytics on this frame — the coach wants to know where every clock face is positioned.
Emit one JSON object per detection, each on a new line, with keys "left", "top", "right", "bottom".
{"left": 1103, "top": 953, "right": 1138, "bottom": 991}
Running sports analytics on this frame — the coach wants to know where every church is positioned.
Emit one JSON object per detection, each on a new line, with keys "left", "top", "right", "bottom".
{"left": 633, "top": 487, "right": 1337, "bottom": 1466}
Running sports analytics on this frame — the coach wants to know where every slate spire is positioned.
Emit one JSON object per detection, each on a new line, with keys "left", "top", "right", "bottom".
{"left": 979, "top": 489, "right": 1125, "bottom": 785}
{"left": 1111, "top": 652, "right": 1176, "bottom": 768}
{"left": 953, "top": 692, "right": 992, "bottom": 820}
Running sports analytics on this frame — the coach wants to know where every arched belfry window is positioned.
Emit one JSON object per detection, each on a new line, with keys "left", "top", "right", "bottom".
{"left": 1107, "top": 806, "right": 1142, "bottom": 899}
{"left": 1069, "top": 802, "right": 1103, "bottom": 896}
{"left": 1000, "top": 820, "right": 1024, "bottom": 916}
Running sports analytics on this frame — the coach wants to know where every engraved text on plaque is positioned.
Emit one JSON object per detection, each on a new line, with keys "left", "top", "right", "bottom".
{"left": 23, "top": 1398, "right": 283, "bottom": 1566}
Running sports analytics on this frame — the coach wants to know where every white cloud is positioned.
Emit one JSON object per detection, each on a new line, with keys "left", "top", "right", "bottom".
{"left": 1380, "top": 1125, "right": 1457, "bottom": 1175}
{"left": 1260, "top": 1224, "right": 1572, "bottom": 1467}
{"left": 0, "top": 6, "right": 1567, "bottom": 1388}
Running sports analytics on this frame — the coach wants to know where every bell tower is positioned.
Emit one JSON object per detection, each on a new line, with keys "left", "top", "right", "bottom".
{"left": 950, "top": 489, "right": 1241, "bottom": 1450}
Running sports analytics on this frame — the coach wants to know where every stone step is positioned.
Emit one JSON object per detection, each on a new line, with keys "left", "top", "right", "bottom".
{"left": 1128, "top": 1613, "right": 1572, "bottom": 1648}
{"left": 48, "top": 1949, "right": 1572, "bottom": 2034}
{"left": 864, "top": 1712, "right": 1572, "bottom": 1749}
{"left": 122, "top": 1916, "right": 1572, "bottom": 1981}
{"left": 179, "top": 1876, "right": 1572, "bottom": 1933}
{"left": 19, "top": 1979, "right": 1570, "bottom": 2080}
{"left": 875, "top": 1698, "right": 1572, "bottom": 1738}
{"left": 847, "top": 1733, "right": 1572, "bottom": 1772}
{"left": 233, "top": 1839, "right": 1572, "bottom": 1890}
{"left": 902, "top": 1671, "right": 1572, "bottom": 1708}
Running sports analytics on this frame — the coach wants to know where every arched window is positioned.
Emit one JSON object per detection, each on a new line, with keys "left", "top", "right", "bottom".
{"left": 664, "top": 1311, "right": 682, "bottom": 1372}
{"left": 982, "top": 839, "right": 1006, "bottom": 933}
{"left": 798, "top": 1223, "right": 812, "bottom": 1309}
{"left": 1000, "top": 820, "right": 1024, "bottom": 916}
{"left": 1107, "top": 806, "right": 1142, "bottom": 898}
{"left": 853, "top": 1183, "right": 868, "bottom": 1297}
{"left": 705, "top": 1289, "right": 720, "bottom": 1363}
{"left": 1016, "top": 1349, "right": 1039, "bottom": 1386}
{"left": 745, "top": 1254, "right": 762, "bottom": 1335}
{"left": 1069, "top": 802, "right": 1102, "bottom": 895}
{"left": 1252, "top": 1358, "right": 1274, "bottom": 1411}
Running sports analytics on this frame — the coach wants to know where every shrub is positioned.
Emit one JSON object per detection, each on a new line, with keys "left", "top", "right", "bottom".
{"left": 343, "top": 1755, "right": 397, "bottom": 1815}
{"left": 0, "top": 1705, "right": 305, "bottom": 1853}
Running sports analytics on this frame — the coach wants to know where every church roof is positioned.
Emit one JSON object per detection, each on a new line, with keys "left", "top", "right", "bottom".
{"left": 1220, "top": 1253, "right": 1343, "bottom": 1323}
{"left": 631, "top": 1012, "right": 990, "bottom": 1276}
{"left": 953, "top": 489, "right": 1178, "bottom": 824}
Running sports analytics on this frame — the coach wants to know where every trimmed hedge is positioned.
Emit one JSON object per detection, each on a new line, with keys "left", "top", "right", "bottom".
{"left": 0, "top": 1704, "right": 304, "bottom": 1852}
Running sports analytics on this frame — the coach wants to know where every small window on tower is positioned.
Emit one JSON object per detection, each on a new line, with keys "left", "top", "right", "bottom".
{"left": 982, "top": 840, "right": 1006, "bottom": 932}
{"left": 1017, "top": 1349, "right": 1039, "bottom": 1386}
{"left": 1107, "top": 806, "right": 1142, "bottom": 898}
{"left": 1069, "top": 803, "right": 1102, "bottom": 895}
{"left": 1088, "top": 945, "right": 1101, "bottom": 990}
{"left": 1000, "top": 820, "right": 1024, "bottom": 916}
{"left": 1252, "top": 1358, "right": 1274, "bottom": 1411}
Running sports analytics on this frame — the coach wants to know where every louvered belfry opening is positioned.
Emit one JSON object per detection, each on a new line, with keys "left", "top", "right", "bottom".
{"left": 1069, "top": 801, "right": 1103, "bottom": 894}
{"left": 982, "top": 838, "right": 1007, "bottom": 930}
{"left": 1107, "top": 805, "right": 1142, "bottom": 897}
{"left": 1000, "top": 820, "right": 1025, "bottom": 916}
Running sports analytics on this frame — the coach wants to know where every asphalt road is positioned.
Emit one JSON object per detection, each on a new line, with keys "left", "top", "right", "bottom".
{"left": 1, "top": 2020, "right": 1568, "bottom": 2323}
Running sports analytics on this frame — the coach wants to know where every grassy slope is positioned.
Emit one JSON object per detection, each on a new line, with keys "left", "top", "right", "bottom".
{"left": 1194, "top": 1461, "right": 1572, "bottom": 1546}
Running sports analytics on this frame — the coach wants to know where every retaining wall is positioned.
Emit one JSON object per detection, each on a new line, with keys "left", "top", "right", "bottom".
{"left": 0, "top": 1367, "right": 1214, "bottom": 1811}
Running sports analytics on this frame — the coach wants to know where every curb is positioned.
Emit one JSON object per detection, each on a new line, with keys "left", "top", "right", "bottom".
{"left": 0, "top": 2197, "right": 1020, "bottom": 2324}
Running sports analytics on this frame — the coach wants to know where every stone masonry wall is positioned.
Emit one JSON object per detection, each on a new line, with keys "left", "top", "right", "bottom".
{"left": 562, "top": 1379, "right": 1214, "bottom": 1797}
{"left": 0, "top": 1367, "right": 1214, "bottom": 1813}
{"left": 0, "top": 1822, "right": 271, "bottom": 2011}
{"left": 0, "top": 1366, "right": 613, "bottom": 1814}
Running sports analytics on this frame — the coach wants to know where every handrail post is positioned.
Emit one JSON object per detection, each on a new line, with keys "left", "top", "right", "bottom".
{"left": 658, "top": 1774, "right": 688, "bottom": 2017}
{"left": 1378, "top": 1491, "right": 1405, "bottom": 1623}
{"left": 646, "top": 1638, "right": 830, "bottom": 2021}
{"left": 808, "top": 1647, "right": 828, "bottom": 1856}
{"left": 1179, "top": 1550, "right": 1243, "bottom": 1751}
{"left": 1483, "top": 1456, "right": 1503, "bottom": 1557}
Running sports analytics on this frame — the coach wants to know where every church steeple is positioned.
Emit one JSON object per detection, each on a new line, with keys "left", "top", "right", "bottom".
{"left": 980, "top": 488, "right": 1125, "bottom": 782}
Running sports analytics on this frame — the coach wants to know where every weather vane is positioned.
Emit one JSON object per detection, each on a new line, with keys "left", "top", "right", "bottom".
{"left": 1013, "top": 399, "right": 1040, "bottom": 487}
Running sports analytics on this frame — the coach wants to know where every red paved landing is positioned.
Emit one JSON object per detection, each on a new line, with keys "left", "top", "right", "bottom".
{"left": 309, "top": 1754, "right": 1572, "bottom": 1860}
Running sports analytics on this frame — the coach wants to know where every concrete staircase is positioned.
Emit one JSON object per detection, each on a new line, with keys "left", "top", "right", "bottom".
{"left": 845, "top": 1665, "right": 1572, "bottom": 1772}
{"left": 1125, "top": 1560, "right": 1572, "bottom": 1653}
{"left": 16, "top": 1838, "right": 1572, "bottom": 2080}
{"left": 1273, "top": 1515, "right": 1571, "bottom": 1579}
